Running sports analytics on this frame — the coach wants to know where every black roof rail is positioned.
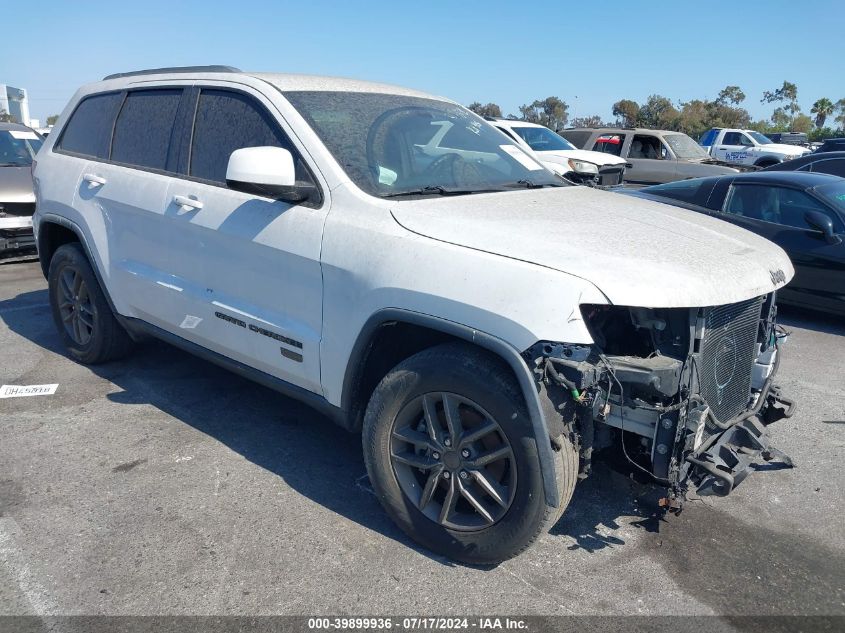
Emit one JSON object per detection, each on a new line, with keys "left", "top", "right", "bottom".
{"left": 103, "top": 65, "right": 241, "bottom": 80}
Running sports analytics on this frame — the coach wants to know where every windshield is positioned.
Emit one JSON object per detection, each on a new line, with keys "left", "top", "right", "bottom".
{"left": 813, "top": 181, "right": 845, "bottom": 214}
{"left": 664, "top": 133, "right": 709, "bottom": 160}
{"left": 283, "top": 91, "right": 562, "bottom": 197}
{"left": 0, "top": 130, "right": 42, "bottom": 166}
{"left": 748, "top": 131, "right": 772, "bottom": 145}
{"left": 509, "top": 126, "right": 576, "bottom": 152}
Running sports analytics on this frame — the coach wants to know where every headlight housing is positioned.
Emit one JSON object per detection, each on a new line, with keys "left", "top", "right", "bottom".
{"left": 567, "top": 159, "right": 599, "bottom": 175}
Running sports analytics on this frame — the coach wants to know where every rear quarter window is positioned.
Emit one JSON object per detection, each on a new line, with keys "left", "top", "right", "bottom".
{"left": 559, "top": 130, "right": 592, "bottom": 149}
{"left": 643, "top": 177, "right": 719, "bottom": 206}
{"left": 56, "top": 92, "right": 123, "bottom": 159}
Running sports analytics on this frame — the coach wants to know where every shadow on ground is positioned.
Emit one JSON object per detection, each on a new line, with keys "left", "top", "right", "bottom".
{"left": 777, "top": 304, "right": 845, "bottom": 337}
{"left": 0, "top": 287, "right": 672, "bottom": 567}
{"left": 5, "top": 287, "right": 841, "bottom": 590}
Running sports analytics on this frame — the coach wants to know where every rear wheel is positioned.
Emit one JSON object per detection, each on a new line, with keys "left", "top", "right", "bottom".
{"left": 48, "top": 243, "right": 133, "bottom": 364}
{"left": 363, "top": 342, "right": 577, "bottom": 564}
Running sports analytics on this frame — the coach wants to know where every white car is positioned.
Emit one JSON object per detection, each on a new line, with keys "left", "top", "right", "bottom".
{"left": 700, "top": 128, "right": 811, "bottom": 167}
{"left": 490, "top": 119, "right": 627, "bottom": 186}
{"left": 34, "top": 67, "right": 796, "bottom": 564}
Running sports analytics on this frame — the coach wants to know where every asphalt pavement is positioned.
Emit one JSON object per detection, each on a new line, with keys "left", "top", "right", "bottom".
{"left": 0, "top": 259, "right": 843, "bottom": 621}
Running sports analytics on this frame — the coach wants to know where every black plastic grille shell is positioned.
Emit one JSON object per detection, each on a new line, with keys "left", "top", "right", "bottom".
{"left": 0, "top": 202, "right": 35, "bottom": 217}
{"left": 698, "top": 296, "right": 764, "bottom": 426}
{"left": 598, "top": 166, "right": 624, "bottom": 186}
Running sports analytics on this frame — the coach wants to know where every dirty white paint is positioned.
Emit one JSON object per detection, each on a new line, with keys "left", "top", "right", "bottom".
{"left": 0, "top": 384, "right": 59, "bottom": 399}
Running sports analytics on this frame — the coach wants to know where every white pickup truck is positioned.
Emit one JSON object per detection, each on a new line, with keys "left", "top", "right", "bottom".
{"left": 700, "top": 128, "right": 810, "bottom": 167}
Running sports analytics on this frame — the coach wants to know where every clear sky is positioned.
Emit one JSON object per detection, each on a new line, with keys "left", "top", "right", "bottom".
{"left": 4, "top": 0, "right": 844, "bottom": 125}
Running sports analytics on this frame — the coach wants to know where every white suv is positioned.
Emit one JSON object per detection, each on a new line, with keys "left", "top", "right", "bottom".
{"left": 34, "top": 67, "right": 796, "bottom": 564}
{"left": 490, "top": 119, "right": 627, "bottom": 186}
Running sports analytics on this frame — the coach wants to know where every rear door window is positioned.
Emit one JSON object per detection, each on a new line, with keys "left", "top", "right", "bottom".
{"left": 808, "top": 158, "right": 845, "bottom": 178}
{"left": 592, "top": 134, "right": 625, "bottom": 156}
{"left": 111, "top": 89, "right": 183, "bottom": 170}
{"left": 189, "top": 89, "right": 307, "bottom": 185}
{"left": 56, "top": 92, "right": 123, "bottom": 159}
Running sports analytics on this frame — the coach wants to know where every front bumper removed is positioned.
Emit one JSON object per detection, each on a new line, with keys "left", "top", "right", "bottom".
{"left": 683, "top": 387, "right": 796, "bottom": 497}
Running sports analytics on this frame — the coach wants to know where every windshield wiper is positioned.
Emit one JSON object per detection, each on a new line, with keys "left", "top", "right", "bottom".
{"left": 501, "top": 179, "right": 563, "bottom": 189}
{"left": 380, "top": 185, "right": 491, "bottom": 198}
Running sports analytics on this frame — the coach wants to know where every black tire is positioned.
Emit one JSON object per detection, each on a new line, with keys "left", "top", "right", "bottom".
{"left": 47, "top": 243, "right": 134, "bottom": 364}
{"left": 363, "top": 342, "right": 577, "bottom": 564}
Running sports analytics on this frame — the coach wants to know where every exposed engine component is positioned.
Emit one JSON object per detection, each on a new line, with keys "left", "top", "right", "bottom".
{"left": 526, "top": 293, "right": 795, "bottom": 507}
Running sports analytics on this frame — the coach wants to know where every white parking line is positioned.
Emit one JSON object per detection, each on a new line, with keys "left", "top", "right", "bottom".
{"left": 0, "top": 517, "right": 60, "bottom": 615}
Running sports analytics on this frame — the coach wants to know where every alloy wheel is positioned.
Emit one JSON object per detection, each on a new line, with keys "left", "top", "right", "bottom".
{"left": 390, "top": 392, "right": 517, "bottom": 531}
{"left": 57, "top": 266, "right": 97, "bottom": 346}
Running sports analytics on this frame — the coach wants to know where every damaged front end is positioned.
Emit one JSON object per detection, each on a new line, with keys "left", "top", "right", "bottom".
{"left": 526, "top": 293, "right": 795, "bottom": 506}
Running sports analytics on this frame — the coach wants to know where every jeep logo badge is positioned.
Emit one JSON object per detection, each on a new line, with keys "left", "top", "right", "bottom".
{"left": 770, "top": 269, "right": 786, "bottom": 286}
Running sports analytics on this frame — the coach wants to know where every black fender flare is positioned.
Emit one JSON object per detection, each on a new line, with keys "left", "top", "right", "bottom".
{"left": 343, "top": 308, "right": 561, "bottom": 508}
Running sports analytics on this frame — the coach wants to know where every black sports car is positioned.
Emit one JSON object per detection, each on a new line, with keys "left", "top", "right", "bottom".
{"left": 625, "top": 171, "right": 845, "bottom": 315}
{"left": 763, "top": 151, "right": 845, "bottom": 178}
{"left": 814, "top": 138, "right": 845, "bottom": 153}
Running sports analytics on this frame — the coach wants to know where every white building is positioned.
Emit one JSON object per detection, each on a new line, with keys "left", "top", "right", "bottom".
{"left": 0, "top": 85, "right": 32, "bottom": 127}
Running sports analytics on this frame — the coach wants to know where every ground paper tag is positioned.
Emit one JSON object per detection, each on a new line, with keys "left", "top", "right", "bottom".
{"left": 0, "top": 384, "right": 59, "bottom": 398}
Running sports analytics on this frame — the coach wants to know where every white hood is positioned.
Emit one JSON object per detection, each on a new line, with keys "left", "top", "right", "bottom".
{"left": 537, "top": 148, "right": 627, "bottom": 167}
{"left": 390, "top": 187, "right": 793, "bottom": 308}
{"left": 757, "top": 143, "right": 809, "bottom": 156}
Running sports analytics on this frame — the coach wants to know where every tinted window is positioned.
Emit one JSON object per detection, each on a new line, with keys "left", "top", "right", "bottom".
{"left": 559, "top": 130, "right": 592, "bottom": 148}
{"left": 57, "top": 92, "right": 123, "bottom": 158}
{"left": 722, "top": 132, "right": 744, "bottom": 145}
{"left": 809, "top": 158, "right": 845, "bottom": 178}
{"left": 111, "top": 89, "right": 182, "bottom": 170}
{"left": 724, "top": 184, "right": 844, "bottom": 231}
{"left": 190, "top": 89, "right": 300, "bottom": 184}
{"left": 643, "top": 177, "right": 719, "bottom": 205}
{"left": 592, "top": 134, "right": 625, "bottom": 156}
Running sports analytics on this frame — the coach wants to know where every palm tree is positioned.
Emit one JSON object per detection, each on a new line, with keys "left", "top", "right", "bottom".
{"left": 811, "top": 98, "right": 835, "bottom": 128}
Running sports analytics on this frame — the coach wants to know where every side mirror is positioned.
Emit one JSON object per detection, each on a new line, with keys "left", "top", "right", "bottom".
{"left": 226, "top": 146, "right": 315, "bottom": 202}
{"left": 804, "top": 210, "right": 842, "bottom": 245}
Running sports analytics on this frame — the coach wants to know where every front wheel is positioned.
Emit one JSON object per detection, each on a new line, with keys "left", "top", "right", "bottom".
{"left": 363, "top": 343, "right": 577, "bottom": 564}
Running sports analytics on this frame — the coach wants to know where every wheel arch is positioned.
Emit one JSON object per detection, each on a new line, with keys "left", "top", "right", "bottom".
{"left": 36, "top": 214, "right": 122, "bottom": 317}
{"left": 342, "top": 308, "right": 561, "bottom": 508}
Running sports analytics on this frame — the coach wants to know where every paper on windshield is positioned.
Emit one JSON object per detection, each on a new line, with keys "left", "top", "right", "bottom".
{"left": 500, "top": 145, "right": 543, "bottom": 171}
{"left": 8, "top": 130, "right": 39, "bottom": 140}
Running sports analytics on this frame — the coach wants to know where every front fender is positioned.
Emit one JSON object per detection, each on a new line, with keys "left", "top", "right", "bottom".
{"left": 342, "top": 307, "right": 565, "bottom": 508}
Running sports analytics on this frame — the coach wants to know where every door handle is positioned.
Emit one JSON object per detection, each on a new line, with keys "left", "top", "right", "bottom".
{"left": 82, "top": 173, "right": 106, "bottom": 188}
{"left": 173, "top": 195, "right": 204, "bottom": 210}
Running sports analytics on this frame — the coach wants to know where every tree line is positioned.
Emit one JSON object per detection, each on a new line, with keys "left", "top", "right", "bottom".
{"left": 468, "top": 81, "right": 845, "bottom": 141}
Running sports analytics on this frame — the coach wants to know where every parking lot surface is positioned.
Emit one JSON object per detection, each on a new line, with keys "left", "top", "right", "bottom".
{"left": 1, "top": 259, "right": 843, "bottom": 618}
